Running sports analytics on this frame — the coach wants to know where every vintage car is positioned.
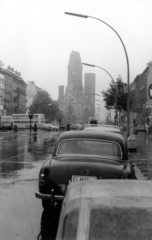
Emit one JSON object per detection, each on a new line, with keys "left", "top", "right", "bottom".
{"left": 35, "top": 130, "right": 136, "bottom": 210}
{"left": 56, "top": 180, "right": 152, "bottom": 240}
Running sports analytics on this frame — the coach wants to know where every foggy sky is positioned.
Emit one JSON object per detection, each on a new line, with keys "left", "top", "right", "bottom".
{"left": 0, "top": 0, "right": 152, "bottom": 102}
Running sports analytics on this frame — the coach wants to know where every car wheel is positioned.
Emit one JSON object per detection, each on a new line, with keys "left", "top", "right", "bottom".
{"left": 42, "top": 199, "right": 55, "bottom": 211}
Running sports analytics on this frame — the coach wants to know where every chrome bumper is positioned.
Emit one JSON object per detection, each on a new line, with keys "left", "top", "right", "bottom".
{"left": 35, "top": 190, "right": 64, "bottom": 201}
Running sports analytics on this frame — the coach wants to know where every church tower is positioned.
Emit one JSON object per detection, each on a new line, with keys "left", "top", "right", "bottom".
{"left": 67, "top": 51, "right": 83, "bottom": 97}
{"left": 58, "top": 51, "right": 96, "bottom": 124}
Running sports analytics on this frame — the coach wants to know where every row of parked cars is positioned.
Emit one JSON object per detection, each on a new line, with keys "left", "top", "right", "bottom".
{"left": 35, "top": 123, "right": 152, "bottom": 239}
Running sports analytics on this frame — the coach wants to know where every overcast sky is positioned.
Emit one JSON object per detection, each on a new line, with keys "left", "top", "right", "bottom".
{"left": 0, "top": 0, "right": 152, "bottom": 102}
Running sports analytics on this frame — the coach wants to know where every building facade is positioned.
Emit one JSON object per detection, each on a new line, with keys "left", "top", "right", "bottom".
{"left": 0, "top": 66, "right": 26, "bottom": 116}
{"left": 130, "top": 62, "right": 152, "bottom": 125}
{"left": 26, "top": 81, "right": 41, "bottom": 113}
{"left": 58, "top": 51, "right": 95, "bottom": 123}
{"left": 84, "top": 73, "right": 95, "bottom": 117}
{"left": 0, "top": 73, "right": 5, "bottom": 116}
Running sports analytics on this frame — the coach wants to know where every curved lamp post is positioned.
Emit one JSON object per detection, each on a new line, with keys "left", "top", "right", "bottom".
{"left": 82, "top": 62, "right": 118, "bottom": 125}
{"left": 65, "top": 12, "right": 130, "bottom": 135}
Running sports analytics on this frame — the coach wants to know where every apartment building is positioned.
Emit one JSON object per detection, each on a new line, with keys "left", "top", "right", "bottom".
{"left": 0, "top": 66, "right": 26, "bottom": 115}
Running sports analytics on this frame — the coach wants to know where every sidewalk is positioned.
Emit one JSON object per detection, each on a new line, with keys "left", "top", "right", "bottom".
{"left": 134, "top": 163, "right": 147, "bottom": 180}
{"left": 130, "top": 133, "right": 152, "bottom": 180}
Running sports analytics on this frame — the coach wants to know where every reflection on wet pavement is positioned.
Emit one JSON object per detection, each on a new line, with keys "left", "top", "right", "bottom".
{"left": 0, "top": 130, "right": 59, "bottom": 182}
{"left": 131, "top": 134, "right": 152, "bottom": 180}
{"left": 1, "top": 131, "right": 152, "bottom": 182}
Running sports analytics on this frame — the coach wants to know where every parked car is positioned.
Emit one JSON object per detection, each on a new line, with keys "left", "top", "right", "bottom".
{"left": 43, "top": 123, "right": 53, "bottom": 131}
{"left": 69, "top": 124, "right": 77, "bottom": 130}
{"left": 44, "top": 123, "right": 59, "bottom": 131}
{"left": 59, "top": 124, "right": 66, "bottom": 131}
{"left": 53, "top": 125, "right": 59, "bottom": 131}
{"left": 134, "top": 125, "right": 145, "bottom": 134}
{"left": 35, "top": 130, "right": 136, "bottom": 210}
{"left": 56, "top": 180, "right": 152, "bottom": 240}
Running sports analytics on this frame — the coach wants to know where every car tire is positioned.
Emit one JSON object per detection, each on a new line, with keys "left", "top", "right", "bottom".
{"left": 42, "top": 199, "right": 54, "bottom": 211}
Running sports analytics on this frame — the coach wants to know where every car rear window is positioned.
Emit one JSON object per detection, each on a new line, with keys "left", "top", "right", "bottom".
{"left": 62, "top": 209, "right": 79, "bottom": 240}
{"left": 89, "top": 207, "right": 152, "bottom": 240}
{"left": 57, "top": 140, "right": 122, "bottom": 159}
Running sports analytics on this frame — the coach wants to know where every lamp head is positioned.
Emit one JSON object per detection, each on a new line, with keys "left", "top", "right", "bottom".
{"left": 65, "top": 12, "right": 88, "bottom": 18}
{"left": 82, "top": 63, "right": 95, "bottom": 67}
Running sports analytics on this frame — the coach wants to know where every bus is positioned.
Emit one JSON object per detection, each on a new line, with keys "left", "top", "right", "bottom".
{"left": 0, "top": 115, "right": 13, "bottom": 130}
{"left": 12, "top": 113, "right": 45, "bottom": 130}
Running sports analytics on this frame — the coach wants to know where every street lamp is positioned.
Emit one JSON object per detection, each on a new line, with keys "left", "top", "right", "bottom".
{"left": 82, "top": 62, "right": 118, "bottom": 125}
{"left": 65, "top": 12, "right": 130, "bottom": 135}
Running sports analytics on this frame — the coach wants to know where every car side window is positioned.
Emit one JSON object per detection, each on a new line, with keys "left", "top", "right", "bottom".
{"left": 61, "top": 209, "right": 79, "bottom": 240}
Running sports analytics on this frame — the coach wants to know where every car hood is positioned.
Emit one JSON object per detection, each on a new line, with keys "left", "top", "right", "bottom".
{"left": 49, "top": 156, "right": 126, "bottom": 185}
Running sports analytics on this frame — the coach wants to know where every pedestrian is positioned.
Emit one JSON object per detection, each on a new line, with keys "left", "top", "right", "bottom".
{"left": 149, "top": 124, "right": 151, "bottom": 134}
{"left": 34, "top": 122, "right": 37, "bottom": 132}
{"left": 67, "top": 122, "right": 70, "bottom": 131}
{"left": 144, "top": 124, "right": 149, "bottom": 134}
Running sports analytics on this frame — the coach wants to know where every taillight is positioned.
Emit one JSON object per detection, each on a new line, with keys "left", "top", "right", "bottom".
{"left": 39, "top": 173, "right": 46, "bottom": 186}
{"left": 58, "top": 184, "right": 67, "bottom": 194}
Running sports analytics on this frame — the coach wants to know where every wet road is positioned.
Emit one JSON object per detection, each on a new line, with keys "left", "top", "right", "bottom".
{"left": 0, "top": 130, "right": 58, "bottom": 183}
{"left": 0, "top": 130, "right": 60, "bottom": 240}
{"left": 0, "top": 130, "right": 151, "bottom": 239}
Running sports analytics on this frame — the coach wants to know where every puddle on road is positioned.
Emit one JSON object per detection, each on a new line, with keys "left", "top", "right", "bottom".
{"left": 0, "top": 131, "right": 59, "bottom": 181}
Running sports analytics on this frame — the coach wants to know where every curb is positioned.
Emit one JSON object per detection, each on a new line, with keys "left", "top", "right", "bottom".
{"left": 134, "top": 164, "right": 147, "bottom": 180}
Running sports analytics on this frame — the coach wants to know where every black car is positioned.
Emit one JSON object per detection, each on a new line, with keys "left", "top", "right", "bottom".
{"left": 35, "top": 130, "right": 136, "bottom": 210}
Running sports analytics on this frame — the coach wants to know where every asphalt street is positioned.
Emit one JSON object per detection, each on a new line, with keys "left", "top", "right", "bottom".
{"left": 0, "top": 130, "right": 151, "bottom": 239}
{"left": 0, "top": 130, "right": 60, "bottom": 240}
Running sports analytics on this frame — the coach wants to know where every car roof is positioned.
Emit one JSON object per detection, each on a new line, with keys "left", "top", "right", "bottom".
{"left": 65, "top": 179, "right": 152, "bottom": 205}
{"left": 58, "top": 129, "right": 122, "bottom": 140}
{"left": 53, "top": 130, "right": 128, "bottom": 158}
{"left": 57, "top": 180, "right": 152, "bottom": 240}
{"left": 84, "top": 126, "right": 121, "bottom": 133}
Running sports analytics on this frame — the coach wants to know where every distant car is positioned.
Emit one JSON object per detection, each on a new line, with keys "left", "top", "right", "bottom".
{"left": 76, "top": 123, "right": 84, "bottom": 130}
{"left": 56, "top": 180, "right": 152, "bottom": 240}
{"left": 134, "top": 125, "right": 145, "bottom": 134}
{"left": 69, "top": 124, "right": 77, "bottom": 130}
{"left": 35, "top": 130, "right": 136, "bottom": 210}
{"left": 44, "top": 123, "right": 59, "bottom": 131}
{"left": 43, "top": 123, "right": 53, "bottom": 131}
{"left": 53, "top": 125, "right": 59, "bottom": 131}
{"left": 59, "top": 124, "right": 66, "bottom": 131}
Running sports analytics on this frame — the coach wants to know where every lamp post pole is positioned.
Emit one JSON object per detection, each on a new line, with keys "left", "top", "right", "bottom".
{"left": 82, "top": 63, "right": 118, "bottom": 125}
{"left": 65, "top": 12, "right": 130, "bottom": 134}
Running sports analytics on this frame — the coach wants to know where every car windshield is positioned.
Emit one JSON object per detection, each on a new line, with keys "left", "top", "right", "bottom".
{"left": 57, "top": 139, "right": 122, "bottom": 159}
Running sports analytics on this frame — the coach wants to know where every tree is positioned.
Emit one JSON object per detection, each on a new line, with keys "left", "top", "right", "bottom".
{"left": 29, "top": 90, "right": 63, "bottom": 122}
{"left": 101, "top": 76, "right": 134, "bottom": 112}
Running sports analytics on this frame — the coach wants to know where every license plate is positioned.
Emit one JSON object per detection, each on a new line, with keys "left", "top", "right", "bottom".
{"left": 72, "top": 175, "right": 97, "bottom": 182}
